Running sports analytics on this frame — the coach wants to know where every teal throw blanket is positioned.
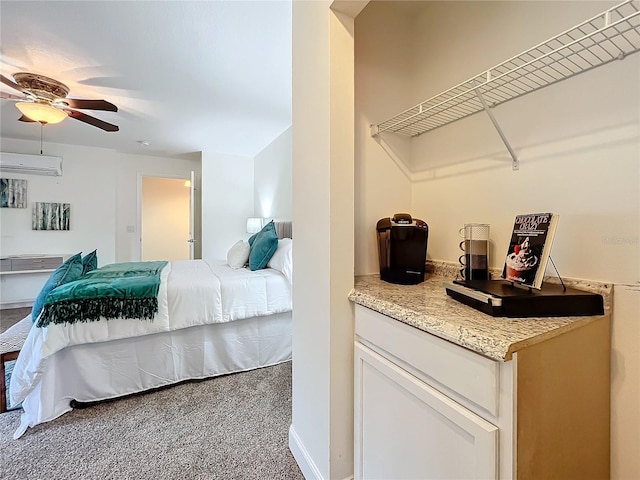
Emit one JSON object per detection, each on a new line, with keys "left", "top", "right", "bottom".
{"left": 37, "top": 261, "right": 168, "bottom": 328}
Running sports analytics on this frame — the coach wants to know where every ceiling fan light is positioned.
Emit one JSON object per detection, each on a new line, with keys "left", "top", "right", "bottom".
{"left": 15, "top": 102, "right": 67, "bottom": 124}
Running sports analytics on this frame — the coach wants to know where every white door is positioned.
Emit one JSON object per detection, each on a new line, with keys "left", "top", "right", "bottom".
{"left": 355, "top": 343, "right": 498, "bottom": 480}
{"left": 140, "top": 175, "right": 192, "bottom": 261}
{"left": 188, "top": 170, "right": 195, "bottom": 260}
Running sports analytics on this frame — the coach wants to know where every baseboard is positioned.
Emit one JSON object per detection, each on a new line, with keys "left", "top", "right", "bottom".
{"left": 288, "top": 424, "right": 354, "bottom": 480}
{"left": 289, "top": 424, "right": 324, "bottom": 480}
{"left": 0, "top": 300, "right": 33, "bottom": 309}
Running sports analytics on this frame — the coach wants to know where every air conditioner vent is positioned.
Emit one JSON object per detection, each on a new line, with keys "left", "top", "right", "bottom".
{"left": 0, "top": 152, "right": 63, "bottom": 176}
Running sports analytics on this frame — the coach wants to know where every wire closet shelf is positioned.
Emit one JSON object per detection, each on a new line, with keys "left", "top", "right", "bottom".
{"left": 371, "top": 0, "right": 640, "bottom": 138}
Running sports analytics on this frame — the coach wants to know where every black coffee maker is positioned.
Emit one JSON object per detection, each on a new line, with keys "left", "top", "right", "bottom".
{"left": 377, "top": 213, "right": 429, "bottom": 285}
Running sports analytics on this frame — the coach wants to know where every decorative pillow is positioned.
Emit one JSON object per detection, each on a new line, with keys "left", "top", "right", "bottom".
{"left": 248, "top": 220, "right": 279, "bottom": 271}
{"left": 31, "top": 252, "right": 83, "bottom": 322}
{"left": 267, "top": 238, "right": 293, "bottom": 283}
{"left": 81, "top": 249, "right": 98, "bottom": 275}
{"left": 227, "top": 240, "right": 250, "bottom": 269}
{"left": 248, "top": 232, "right": 258, "bottom": 247}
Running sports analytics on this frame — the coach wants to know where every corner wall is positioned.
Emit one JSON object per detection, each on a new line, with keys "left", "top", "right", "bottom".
{"left": 200, "top": 151, "right": 254, "bottom": 261}
{"left": 254, "top": 126, "right": 292, "bottom": 221}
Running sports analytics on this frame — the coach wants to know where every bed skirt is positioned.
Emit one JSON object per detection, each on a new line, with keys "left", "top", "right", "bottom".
{"left": 14, "top": 312, "right": 292, "bottom": 438}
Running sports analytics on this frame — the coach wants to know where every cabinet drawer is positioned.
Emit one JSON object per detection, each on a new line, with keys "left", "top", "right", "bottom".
{"left": 10, "top": 256, "right": 63, "bottom": 271}
{"left": 0, "top": 259, "right": 11, "bottom": 272}
{"left": 355, "top": 304, "right": 499, "bottom": 416}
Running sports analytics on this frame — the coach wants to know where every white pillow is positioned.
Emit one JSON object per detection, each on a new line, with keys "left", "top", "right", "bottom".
{"left": 227, "top": 240, "right": 250, "bottom": 269}
{"left": 267, "top": 238, "right": 293, "bottom": 283}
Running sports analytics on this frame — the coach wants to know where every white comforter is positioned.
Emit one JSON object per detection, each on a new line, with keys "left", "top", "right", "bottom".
{"left": 10, "top": 259, "right": 292, "bottom": 413}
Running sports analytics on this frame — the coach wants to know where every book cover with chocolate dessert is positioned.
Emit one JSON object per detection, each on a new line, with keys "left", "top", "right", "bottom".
{"left": 501, "top": 213, "right": 559, "bottom": 289}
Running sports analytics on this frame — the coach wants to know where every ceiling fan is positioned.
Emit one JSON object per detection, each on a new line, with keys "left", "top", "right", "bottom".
{"left": 0, "top": 72, "right": 119, "bottom": 132}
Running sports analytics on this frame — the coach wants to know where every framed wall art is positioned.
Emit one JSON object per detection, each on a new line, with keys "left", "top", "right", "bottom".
{"left": 0, "top": 178, "right": 27, "bottom": 208}
{"left": 32, "top": 202, "right": 70, "bottom": 230}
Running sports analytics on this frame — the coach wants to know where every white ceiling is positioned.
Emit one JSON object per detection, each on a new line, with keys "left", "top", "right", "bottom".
{"left": 0, "top": 1, "right": 292, "bottom": 158}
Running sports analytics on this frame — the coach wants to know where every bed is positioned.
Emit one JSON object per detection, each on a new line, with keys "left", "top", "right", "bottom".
{"left": 9, "top": 221, "right": 293, "bottom": 439}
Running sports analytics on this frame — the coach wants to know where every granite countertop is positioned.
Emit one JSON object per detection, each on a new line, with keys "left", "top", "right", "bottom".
{"left": 349, "top": 267, "right": 611, "bottom": 362}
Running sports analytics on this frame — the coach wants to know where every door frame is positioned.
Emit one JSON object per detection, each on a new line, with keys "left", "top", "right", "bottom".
{"left": 136, "top": 172, "right": 195, "bottom": 261}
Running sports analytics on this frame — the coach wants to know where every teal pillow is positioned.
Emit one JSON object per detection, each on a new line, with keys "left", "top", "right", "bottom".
{"left": 81, "top": 249, "right": 98, "bottom": 275}
{"left": 31, "top": 253, "right": 83, "bottom": 322}
{"left": 248, "top": 221, "right": 279, "bottom": 271}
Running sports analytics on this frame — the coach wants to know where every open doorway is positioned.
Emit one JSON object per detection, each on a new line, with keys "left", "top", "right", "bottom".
{"left": 139, "top": 174, "right": 194, "bottom": 261}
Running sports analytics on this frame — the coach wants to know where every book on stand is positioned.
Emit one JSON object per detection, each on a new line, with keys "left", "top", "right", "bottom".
{"left": 501, "top": 213, "right": 559, "bottom": 289}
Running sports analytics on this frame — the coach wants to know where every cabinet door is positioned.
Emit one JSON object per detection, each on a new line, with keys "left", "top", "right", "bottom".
{"left": 355, "top": 343, "right": 498, "bottom": 480}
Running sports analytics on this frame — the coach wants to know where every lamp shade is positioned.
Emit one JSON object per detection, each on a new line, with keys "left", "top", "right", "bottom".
{"left": 16, "top": 102, "right": 68, "bottom": 124}
{"left": 246, "top": 217, "right": 263, "bottom": 234}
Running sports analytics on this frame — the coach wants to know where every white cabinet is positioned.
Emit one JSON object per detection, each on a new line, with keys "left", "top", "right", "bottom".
{"left": 355, "top": 343, "right": 498, "bottom": 479}
{"left": 0, "top": 255, "right": 66, "bottom": 307}
{"left": 354, "top": 303, "right": 610, "bottom": 480}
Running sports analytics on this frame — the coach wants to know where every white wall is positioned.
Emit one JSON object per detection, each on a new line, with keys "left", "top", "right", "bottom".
{"left": 354, "top": 2, "right": 415, "bottom": 276}
{"left": 201, "top": 151, "right": 254, "bottom": 261}
{"left": 290, "top": 1, "right": 358, "bottom": 479}
{"left": 407, "top": 1, "right": 638, "bottom": 284}
{"left": 199, "top": 127, "right": 293, "bottom": 262}
{"left": 291, "top": 2, "right": 332, "bottom": 475}
{"left": 0, "top": 139, "right": 116, "bottom": 306}
{"left": 254, "top": 126, "right": 292, "bottom": 220}
{"left": 354, "top": 2, "right": 639, "bottom": 478}
{"left": 0, "top": 139, "right": 117, "bottom": 262}
{"left": 0, "top": 138, "right": 201, "bottom": 305}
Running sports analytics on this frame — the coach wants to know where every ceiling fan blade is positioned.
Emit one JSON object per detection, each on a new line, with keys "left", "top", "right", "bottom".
{"left": 65, "top": 109, "right": 119, "bottom": 132}
{"left": 64, "top": 98, "right": 118, "bottom": 112}
{"left": 18, "top": 115, "right": 36, "bottom": 122}
{"left": 1, "top": 74, "right": 25, "bottom": 93}
{"left": 1, "top": 91, "right": 23, "bottom": 100}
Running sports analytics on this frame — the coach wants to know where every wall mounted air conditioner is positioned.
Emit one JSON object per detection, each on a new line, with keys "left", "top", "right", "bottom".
{"left": 0, "top": 152, "right": 63, "bottom": 176}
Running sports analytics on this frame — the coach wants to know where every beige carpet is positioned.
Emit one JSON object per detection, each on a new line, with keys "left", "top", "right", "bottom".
{"left": 0, "top": 307, "right": 30, "bottom": 334}
{"left": 0, "top": 361, "right": 304, "bottom": 480}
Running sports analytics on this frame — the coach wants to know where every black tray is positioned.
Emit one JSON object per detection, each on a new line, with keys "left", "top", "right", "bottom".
{"left": 444, "top": 279, "right": 604, "bottom": 317}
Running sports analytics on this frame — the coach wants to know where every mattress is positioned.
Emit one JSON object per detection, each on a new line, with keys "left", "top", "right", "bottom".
{"left": 10, "top": 259, "right": 292, "bottom": 438}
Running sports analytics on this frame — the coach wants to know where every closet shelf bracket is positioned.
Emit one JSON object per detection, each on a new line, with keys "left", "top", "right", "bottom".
{"left": 474, "top": 83, "right": 519, "bottom": 171}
